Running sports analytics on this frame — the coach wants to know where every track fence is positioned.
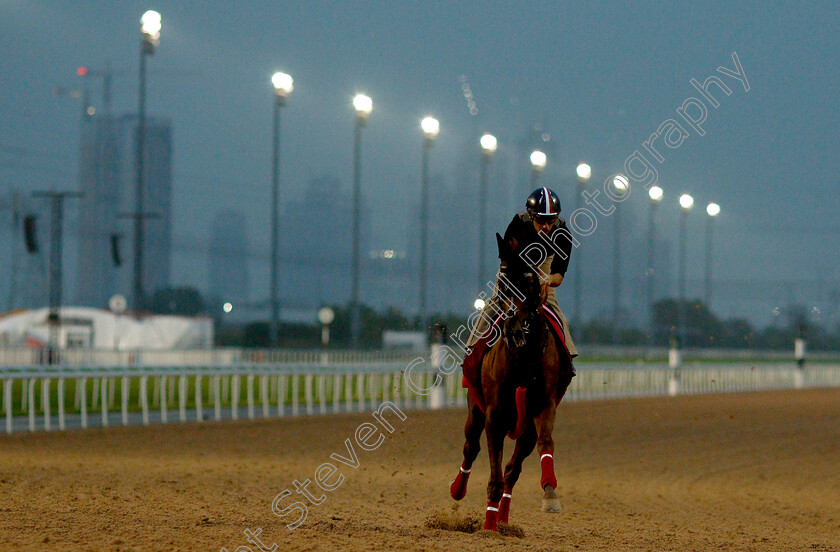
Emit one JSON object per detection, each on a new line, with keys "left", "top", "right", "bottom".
{"left": 1, "top": 359, "right": 839, "bottom": 434}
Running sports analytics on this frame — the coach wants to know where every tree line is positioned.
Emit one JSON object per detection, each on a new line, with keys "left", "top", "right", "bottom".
{"left": 147, "top": 287, "right": 837, "bottom": 351}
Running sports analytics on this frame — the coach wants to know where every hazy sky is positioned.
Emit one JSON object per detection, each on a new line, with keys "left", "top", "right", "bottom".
{"left": 1, "top": 1, "right": 838, "bottom": 325}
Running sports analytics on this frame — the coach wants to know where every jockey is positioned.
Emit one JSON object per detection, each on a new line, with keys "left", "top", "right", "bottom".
{"left": 466, "top": 187, "right": 578, "bottom": 358}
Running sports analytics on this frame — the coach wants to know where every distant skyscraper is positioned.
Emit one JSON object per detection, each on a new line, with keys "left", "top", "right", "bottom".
{"left": 281, "top": 176, "right": 359, "bottom": 310}
{"left": 208, "top": 209, "right": 249, "bottom": 308}
{"left": 76, "top": 114, "right": 173, "bottom": 309}
{"left": 76, "top": 114, "right": 119, "bottom": 308}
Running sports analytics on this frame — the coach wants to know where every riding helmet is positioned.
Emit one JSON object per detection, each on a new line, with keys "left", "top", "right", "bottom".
{"left": 526, "top": 187, "right": 561, "bottom": 217}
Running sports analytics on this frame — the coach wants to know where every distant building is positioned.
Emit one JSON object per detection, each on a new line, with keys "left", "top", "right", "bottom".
{"left": 0, "top": 307, "right": 212, "bottom": 350}
{"left": 208, "top": 209, "right": 249, "bottom": 309}
{"left": 280, "top": 176, "right": 362, "bottom": 309}
{"left": 76, "top": 114, "right": 120, "bottom": 308}
{"left": 403, "top": 170, "right": 480, "bottom": 316}
{"left": 76, "top": 114, "right": 173, "bottom": 309}
{"left": 1, "top": 191, "right": 49, "bottom": 310}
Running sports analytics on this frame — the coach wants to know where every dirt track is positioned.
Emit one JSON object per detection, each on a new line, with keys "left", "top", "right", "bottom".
{"left": 0, "top": 388, "right": 838, "bottom": 551}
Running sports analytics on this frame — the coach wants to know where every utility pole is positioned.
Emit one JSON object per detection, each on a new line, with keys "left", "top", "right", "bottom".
{"left": 32, "top": 191, "right": 82, "bottom": 363}
{"left": 5, "top": 191, "right": 22, "bottom": 311}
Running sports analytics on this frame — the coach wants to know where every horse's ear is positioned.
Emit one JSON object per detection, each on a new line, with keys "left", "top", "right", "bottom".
{"left": 496, "top": 233, "right": 510, "bottom": 261}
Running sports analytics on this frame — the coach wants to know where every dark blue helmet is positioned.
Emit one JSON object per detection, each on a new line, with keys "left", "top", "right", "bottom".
{"left": 526, "top": 187, "right": 561, "bottom": 219}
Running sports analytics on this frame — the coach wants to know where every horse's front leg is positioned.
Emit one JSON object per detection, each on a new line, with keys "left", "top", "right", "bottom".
{"left": 483, "top": 407, "right": 506, "bottom": 531}
{"left": 498, "top": 421, "right": 537, "bottom": 524}
{"left": 534, "top": 399, "right": 562, "bottom": 513}
{"left": 450, "top": 396, "right": 485, "bottom": 500}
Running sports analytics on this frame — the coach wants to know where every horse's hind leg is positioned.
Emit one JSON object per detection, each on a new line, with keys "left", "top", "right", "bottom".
{"left": 450, "top": 397, "right": 485, "bottom": 500}
{"left": 534, "top": 401, "right": 562, "bottom": 513}
{"left": 498, "top": 421, "right": 537, "bottom": 524}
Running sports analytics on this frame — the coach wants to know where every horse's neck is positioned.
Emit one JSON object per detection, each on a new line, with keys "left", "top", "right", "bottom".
{"left": 500, "top": 309, "right": 547, "bottom": 359}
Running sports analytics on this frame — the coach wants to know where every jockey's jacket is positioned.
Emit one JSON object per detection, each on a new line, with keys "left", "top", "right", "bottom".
{"left": 503, "top": 211, "right": 572, "bottom": 277}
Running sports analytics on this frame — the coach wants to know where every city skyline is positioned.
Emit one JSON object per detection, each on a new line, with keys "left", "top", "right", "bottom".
{"left": 1, "top": 1, "right": 838, "bottom": 329}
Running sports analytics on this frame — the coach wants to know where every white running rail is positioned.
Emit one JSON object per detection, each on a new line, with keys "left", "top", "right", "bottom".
{"left": 1, "top": 361, "right": 839, "bottom": 434}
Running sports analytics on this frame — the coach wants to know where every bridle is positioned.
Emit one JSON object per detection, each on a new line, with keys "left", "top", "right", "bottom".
{"left": 497, "top": 262, "right": 543, "bottom": 354}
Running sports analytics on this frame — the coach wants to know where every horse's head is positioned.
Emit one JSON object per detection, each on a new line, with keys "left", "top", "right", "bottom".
{"left": 495, "top": 233, "right": 543, "bottom": 352}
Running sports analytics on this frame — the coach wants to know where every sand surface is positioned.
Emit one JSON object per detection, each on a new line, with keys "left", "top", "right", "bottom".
{"left": 1, "top": 388, "right": 838, "bottom": 551}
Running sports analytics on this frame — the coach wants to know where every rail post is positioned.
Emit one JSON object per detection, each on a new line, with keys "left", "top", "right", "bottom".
{"left": 794, "top": 335, "right": 806, "bottom": 389}
{"left": 260, "top": 375, "right": 269, "bottom": 418}
{"left": 58, "top": 378, "right": 65, "bottom": 430}
{"left": 42, "top": 379, "right": 51, "bottom": 431}
{"left": 4, "top": 379, "right": 11, "bottom": 434}
{"left": 140, "top": 376, "right": 149, "bottom": 425}
{"left": 160, "top": 375, "right": 168, "bottom": 423}
{"left": 27, "top": 377, "right": 35, "bottom": 431}
{"left": 668, "top": 336, "right": 681, "bottom": 396}
{"left": 80, "top": 377, "right": 88, "bottom": 429}
{"left": 179, "top": 375, "right": 187, "bottom": 422}
{"left": 195, "top": 375, "right": 203, "bottom": 422}
{"left": 121, "top": 376, "right": 129, "bottom": 426}
{"left": 100, "top": 377, "right": 108, "bottom": 428}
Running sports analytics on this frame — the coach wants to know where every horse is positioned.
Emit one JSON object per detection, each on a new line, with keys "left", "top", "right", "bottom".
{"left": 450, "top": 233, "right": 576, "bottom": 531}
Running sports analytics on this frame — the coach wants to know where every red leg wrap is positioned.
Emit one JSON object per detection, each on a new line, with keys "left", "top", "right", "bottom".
{"left": 484, "top": 500, "right": 500, "bottom": 531}
{"left": 498, "top": 490, "right": 512, "bottom": 524}
{"left": 540, "top": 452, "right": 557, "bottom": 490}
{"left": 449, "top": 466, "right": 470, "bottom": 500}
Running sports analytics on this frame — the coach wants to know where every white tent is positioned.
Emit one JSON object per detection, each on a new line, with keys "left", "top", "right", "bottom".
{"left": 0, "top": 307, "right": 213, "bottom": 350}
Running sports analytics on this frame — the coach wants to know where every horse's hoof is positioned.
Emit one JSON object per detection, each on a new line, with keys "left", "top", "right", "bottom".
{"left": 449, "top": 469, "right": 470, "bottom": 501}
{"left": 541, "top": 498, "right": 562, "bottom": 513}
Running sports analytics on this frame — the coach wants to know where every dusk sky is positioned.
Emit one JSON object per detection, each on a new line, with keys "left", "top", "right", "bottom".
{"left": 1, "top": 1, "right": 838, "bottom": 326}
